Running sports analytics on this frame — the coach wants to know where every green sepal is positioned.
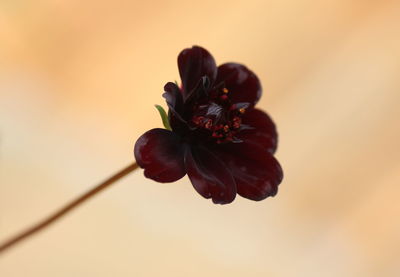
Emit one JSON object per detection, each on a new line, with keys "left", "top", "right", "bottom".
{"left": 155, "top": 105, "right": 172, "bottom": 131}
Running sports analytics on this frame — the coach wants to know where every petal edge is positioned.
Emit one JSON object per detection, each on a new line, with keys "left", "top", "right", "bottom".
{"left": 178, "top": 46, "right": 217, "bottom": 96}
{"left": 185, "top": 146, "right": 237, "bottom": 204}
{"left": 134, "top": 128, "right": 186, "bottom": 183}
{"left": 216, "top": 63, "right": 262, "bottom": 106}
{"left": 238, "top": 108, "right": 278, "bottom": 154}
{"left": 215, "top": 142, "right": 283, "bottom": 201}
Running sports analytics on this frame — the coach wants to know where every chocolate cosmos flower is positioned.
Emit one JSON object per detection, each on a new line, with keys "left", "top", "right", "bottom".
{"left": 134, "top": 46, "right": 283, "bottom": 204}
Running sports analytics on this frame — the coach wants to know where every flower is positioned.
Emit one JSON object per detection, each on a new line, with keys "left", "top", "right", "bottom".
{"left": 134, "top": 46, "right": 283, "bottom": 204}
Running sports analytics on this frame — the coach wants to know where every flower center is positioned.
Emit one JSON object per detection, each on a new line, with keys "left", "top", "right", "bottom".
{"left": 190, "top": 87, "right": 247, "bottom": 144}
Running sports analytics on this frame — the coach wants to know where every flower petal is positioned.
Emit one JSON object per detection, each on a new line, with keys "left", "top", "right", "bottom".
{"left": 134, "top": 128, "right": 186, "bottom": 183}
{"left": 216, "top": 63, "right": 261, "bottom": 106}
{"left": 163, "top": 82, "right": 183, "bottom": 113}
{"left": 215, "top": 142, "right": 283, "bottom": 201}
{"left": 178, "top": 46, "right": 217, "bottom": 96}
{"left": 185, "top": 146, "right": 236, "bottom": 204}
{"left": 183, "top": 75, "right": 211, "bottom": 104}
{"left": 237, "top": 108, "right": 278, "bottom": 154}
{"left": 163, "top": 82, "right": 187, "bottom": 132}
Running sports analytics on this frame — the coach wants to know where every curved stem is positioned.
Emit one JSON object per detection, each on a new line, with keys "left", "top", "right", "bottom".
{"left": 0, "top": 162, "right": 139, "bottom": 255}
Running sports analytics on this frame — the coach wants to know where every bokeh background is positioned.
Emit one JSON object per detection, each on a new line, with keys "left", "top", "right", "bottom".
{"left": 1, "top": 0, "right": 399, "bottom": 276}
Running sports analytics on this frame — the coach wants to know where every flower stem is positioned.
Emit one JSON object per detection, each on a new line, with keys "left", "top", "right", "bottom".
{"left": 0, "top": 162, "right": 139, "bottom": 255}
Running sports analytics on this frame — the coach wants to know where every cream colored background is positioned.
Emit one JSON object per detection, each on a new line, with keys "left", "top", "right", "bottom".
{"left": 1, "top": 0, "right": 399, "bottom": 276}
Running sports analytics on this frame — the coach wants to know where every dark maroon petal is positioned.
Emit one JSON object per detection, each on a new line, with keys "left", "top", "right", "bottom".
{"left": 163, "top": 82, "right": 183, "bottom": 113}
{"left": 178, "top": 46, "right": 217, "bottom": 96}
{"left": 215, "top": 142, "right": 283, "bottom": 201}
{"left": 134, "top": 128, "right": 186, "bottom": 183}
{"left": 237, "top": 108, "right": 278, "bottom": 154}
{"left": 185, "top": 146, "right": 236, "bottom": 204}
{"left": 163, "top": 82, "right": 186, "bottom": 128}
{"left": 184, "top": 76, "right": 211, "bottom": 104}
{"left": 216, "top": 63, "right": 261, "bottom": 106}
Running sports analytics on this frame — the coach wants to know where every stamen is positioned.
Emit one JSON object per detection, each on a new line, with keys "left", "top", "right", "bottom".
{"left": 222, "top": 87, "right": 229, "bottom": 93}
{"left": 220, "top": 94, "right": 228, "bottom": 101}
{"left": 212, "top": 132, "right": 223, "bottom": 138}
{"left": 204, "top": 119, "right": 213, "bottom": 129}
{"left": 233, "top": 117, "right": 241, "bottom": 129}
{"left": 191, "top": 98, "right": 247, "bottom": 144}
{"left": 192, "top": 116, "right": 205, "bottom": 125}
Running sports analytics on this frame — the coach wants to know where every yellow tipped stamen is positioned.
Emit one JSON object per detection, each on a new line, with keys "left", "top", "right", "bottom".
{"left": 239, "top": 108, "right": 246, "bottom": 114}
{"left": 222, "top": 87, "right": 229, "bottom": 93}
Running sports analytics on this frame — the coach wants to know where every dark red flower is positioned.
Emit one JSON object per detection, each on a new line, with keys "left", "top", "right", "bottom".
{"left": 134, "top": 46, "right": 283, "bottom": 204}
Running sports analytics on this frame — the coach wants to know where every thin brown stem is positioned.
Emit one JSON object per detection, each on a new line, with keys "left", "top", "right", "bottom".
{"left": 0, "top": 162, "right": 139, "bottom": 255}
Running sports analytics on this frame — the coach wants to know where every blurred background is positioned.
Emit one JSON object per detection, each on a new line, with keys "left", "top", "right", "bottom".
{"left": 1, "top": 0, "right": 399, "bottom": 276}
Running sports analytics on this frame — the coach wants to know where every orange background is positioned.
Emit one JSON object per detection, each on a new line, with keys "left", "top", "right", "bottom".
{"left": 1, "top": 0, "right": 400, "bottom": 276}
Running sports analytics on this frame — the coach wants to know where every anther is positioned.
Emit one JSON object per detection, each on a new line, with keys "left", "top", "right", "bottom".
{"left": 220, "top": 94, "right": 228, "bottom": 101}
{"left": 212, "top": 132, "right": 223, "bottom": 138}
{"left": 222, "top": 87, "right": 229, "bottom": 93}
{"left": 205, "top": 119, "right": 213, "bottom": 129}
{"left": 239, "top": 108, "right": 246, "bottom": 114}
{"left": 233, "top": 117, "right": 241, "bottom": 129}
{"left": 192, "top": 116, "right": 205, "bottom": 125}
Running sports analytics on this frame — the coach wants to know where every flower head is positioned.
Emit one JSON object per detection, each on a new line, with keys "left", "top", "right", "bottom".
{"left": 134, "top": 46, "right": 283, "bottom": 204}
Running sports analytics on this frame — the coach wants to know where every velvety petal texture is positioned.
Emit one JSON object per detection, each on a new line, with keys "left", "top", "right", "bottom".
{"left": 216, "top": 63, "right": 262, "bottom": 106}
{"left": 215, "top": 142, "right": 283, "bottom": 201}
{"left": 134, "top": 128, "right": 186, "bottom": 182}
{"left": 163, "top": 82, "right": 187, "bottom": 132}
{"left": 135, "top": 46, "right": 283, "bottom": 204}
{"left": 163, "top": 82, "right": 183, "bottom": 113}
{"left": 178, "top": 46, "right": 217, "bottom": 97}
{"left": 237, "top": 108, "right": 278, "bottom": 154}
{"left": 185, "top": 146, "right": 236, "bottom": 204}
